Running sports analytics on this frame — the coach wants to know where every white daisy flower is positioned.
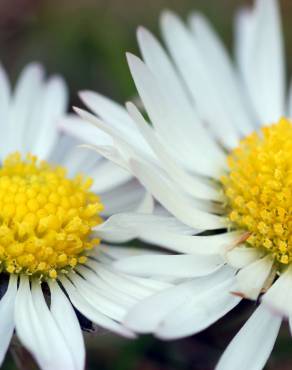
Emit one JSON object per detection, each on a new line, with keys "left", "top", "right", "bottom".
{"left": 0, "top": 62, "right": 171, "bottom": 370}
{"left": 68, "top": 0, "right": 292, "bottom": 368}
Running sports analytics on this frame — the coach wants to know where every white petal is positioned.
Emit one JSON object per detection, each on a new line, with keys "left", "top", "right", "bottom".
{"left": 15, "top": 277, "right": 75, "bottom": 370}
{"left": 236, "top": 255, "right": 274, "bottom": 300}
{"left": 28, "top": 76, "right": 68, "bottom": 159}
{"left": 189, "top": 12, "right": 255, "bottom": 135}
{"left": 14, "top": 277, "right": 41, "bottom": 360}
{"left": 98, "top": 213, "right": 194, "bottom": 236}
{"left": 95, "top": 212, "right": 192, "bottom": 243}
{"left": 113, "top": 254, "right": 223, "bottom": 278}
{"left": 0, "top": 63, "right": 11, "bottom": 149}
{"left": 124, "top": 266, "right": 235, "bottom": 333}
{"left": 95, "top": 213, "right": 142, "bottom": 243}
{"left": 0, "top": 275, "right": 17, "bottom": 365}
{"left": 216, "top": 304, "right": 281, "bottom": 370}
{"left": 8, "top": 63, "right": 44, "bottom": 155}
{"left": 140, "top": 229, "right": 241, "bottom": 255}
{"left": 235, "top": 8, "right": 253, "bottom": 80}
{"left": 48, "top": 281, "right": 85, "bottom": 370}
{"left": 157, "top": 276, "right": 240, "bottom": 339}
{"left": 160, "top": 11, "right": 240, "bottom": 148}
{"left": 236, "top": 0, "right": 285, "bottom": 122}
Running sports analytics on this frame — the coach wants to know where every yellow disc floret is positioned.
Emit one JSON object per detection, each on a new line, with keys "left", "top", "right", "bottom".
{"left": 221, "top": 117, "right": 292, "bottom": 265}
{"left": 0, "top": 152, "right": 103, "bottom": 278}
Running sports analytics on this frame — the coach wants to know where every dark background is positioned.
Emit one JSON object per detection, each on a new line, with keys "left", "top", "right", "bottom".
{"left": 1, "top": 0, "right": 292, "bottom": 369}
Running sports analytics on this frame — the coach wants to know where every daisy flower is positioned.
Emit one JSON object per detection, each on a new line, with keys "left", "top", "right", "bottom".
{"left": 69, "top": 0, "right": 292, "bottom": 368}
{"left": 0, "top": 62, "right": 171, "bottom": 370}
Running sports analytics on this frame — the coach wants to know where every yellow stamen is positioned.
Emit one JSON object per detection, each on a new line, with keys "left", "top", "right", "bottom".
{"left": 221, "top": 117, "right": 292, "bottom": 264}
{"left": 0, "top": 152, "right": 103, "bottom": 278}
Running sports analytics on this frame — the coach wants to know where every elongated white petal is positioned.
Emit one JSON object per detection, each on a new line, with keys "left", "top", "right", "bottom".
{"left": 0, "top": 275, "right": 17, "bottom": 366}
{"left": 14, "top": 277, "right": 41, "bottom": 360}
{"left": 95, "top": 212, "right": 192, "bottom": 243}
{"left": 157, "top": 277, "right": 240, "bottom": 339}
{"left": 32, "top": 281, "right": 76, "bottom": 369}
{"left": 114, "top": 254, "right": 223, "bottom": 278}
{"left": 160, "top": 11, "right": 240, "bottom": 148}
{"left": 235, "top": 8, "right": 253, "bottom": 82}
{"left": 216, "top": 304, "right": 281, "bottom": 370}
{"left": 95, "top": 214, "right": 141, "bottom": 243}
{"left": 140, "top": 229, "right": 241, "bottom": 255}
{"left": 15, "top": 277, "right": 75, "bottom": 370}
{"left": 8, "top": 63, "right": 44, "bottom": 155}
{"left": 0, "top": 63, "right": 11, "bottom": 155}
{"left": 236, "top": 0, "right": 285, "bottom": 122}
{"left": 124, "top": 266, "right": 235, "bottom": 333}
{"left": 125, "top": 281, "right": 198, "bottom": 334}
{"left": 236, "top": 255, "right": 274, "bottom": 300}
{"left": 49, "top": 281, "right": 85, "bottom": 370}
{"left": 97, "top": 212, "right": 207, "bottom": 238}
{"left": 189, "top": 12, "right": 255, "bottom": 135}
{"left": 29, "top": 76, "right": 68, "bottom": 159}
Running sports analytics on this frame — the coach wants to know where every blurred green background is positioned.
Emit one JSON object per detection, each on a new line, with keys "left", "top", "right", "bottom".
{"left": 1, "top": 0, "right": 292, "bottom": 369}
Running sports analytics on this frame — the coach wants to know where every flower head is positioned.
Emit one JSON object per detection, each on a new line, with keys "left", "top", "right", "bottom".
{"left": 73, "top": 0, "right": 292, "bottom": 368}
{"left": 0, "top": 62, "right": 164, "bottom": 370}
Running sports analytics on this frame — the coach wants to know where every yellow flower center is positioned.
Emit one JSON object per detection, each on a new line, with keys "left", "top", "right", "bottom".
{"left": 0, "top": 152, "right": 103, "bottom": 279}
{"left": 221, "top": 118, "right": 292, "bottom": 265}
